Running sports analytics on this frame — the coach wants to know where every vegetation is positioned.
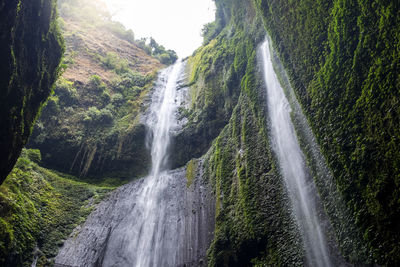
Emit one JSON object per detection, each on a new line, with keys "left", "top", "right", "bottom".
{"left": 186, "top": 159, "right": 198, "bottom": 187}
{"left": 0, "top": 149, "right": 113, "bottom": 266}
{"left": 30, "top": 68, "right": 155, "bottom": 180}
{"left": 58, "top": 0, "right": 177, "bottom": 65}
{"left": 255, "top": 0, "right": 400, "bottom": 264}
{"left": 171, "top": 0, "right": 265, "bottom": 169}
{"left": 58, "top": 0, "right": 134, "bottom": 43}
{"left": 136, "top": 37, "right": 178, "bottom": 65}
{"left": 28, "top": 0, "right": 167, "bottom": 181}
{"left": 204, "top": 93, "right": 303, "bottom": 266}
{"left": 1, "top": 0, "right": 399, "bottom": 265}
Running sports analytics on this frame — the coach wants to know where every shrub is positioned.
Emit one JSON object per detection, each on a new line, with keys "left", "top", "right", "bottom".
{"left": 101, "top": 90, "right": 111, "bottom": 103}
{"left": 55, "top": 78, "right": 77, "bottom": 104}
{"left": 26, "top": 149, "right": 41, "bottom": 163}
{"left": 111, "top": 93, "right": 124, "bottom": 106}
{"left": 100, "top": 52, "right": 130, "bottom": 74}
{"left": 89, "top": 75, "right": 102, "bottom": 87}
{"left": 84, "top": 107, "right": 114, "bottom": 126}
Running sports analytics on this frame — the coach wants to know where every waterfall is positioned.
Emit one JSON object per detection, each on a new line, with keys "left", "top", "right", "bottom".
{"left": 260, "top": 38, "right": 333, "bottom": 266}
{"left": 101, "top": 60, "right": 184, "bottom": 266}
{"left": 54, "top": 59, "right": 214, "bottom": 267}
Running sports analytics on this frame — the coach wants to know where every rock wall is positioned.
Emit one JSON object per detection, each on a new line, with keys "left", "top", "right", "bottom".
{"left": 255, "top": 0, "right": 400, "bottom": 264}
{"left": 0, "top": 0, "right": 64, "bottom": 184}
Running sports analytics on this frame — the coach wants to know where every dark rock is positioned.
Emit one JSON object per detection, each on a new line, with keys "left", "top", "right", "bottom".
{"left": 0, "top": 0, "right": 63, "bottom": 183}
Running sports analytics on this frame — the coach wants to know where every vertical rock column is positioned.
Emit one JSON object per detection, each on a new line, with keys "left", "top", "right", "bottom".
{"left": 0, "top": 0, "right": 64, "bottom": 183}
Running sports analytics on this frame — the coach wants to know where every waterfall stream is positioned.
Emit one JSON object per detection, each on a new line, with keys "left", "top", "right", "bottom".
{"left": 55, "top": 60, "right": 215, "bottom": 267}
{"left": 260, "top": 39, "right": 333, "bottom": 266}
{"left": 102, "top": 60, "right": 184, "bottom": 266}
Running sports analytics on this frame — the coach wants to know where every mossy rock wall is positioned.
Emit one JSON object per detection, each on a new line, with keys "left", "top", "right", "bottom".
{"left": 171, "top": 0, "right": 265, "bottom": 169}
{"left": 203, "top": 93, "right": 303, "bottom": 266}
{"left": 254, "top": 0, "right": 400, "bottom": 264}
{"left": 0, "top": 149, "right": 113, "bottom": 266}
{"left": 183, "top": 0, "right": 305, "bottom": 265}
{"left": 0, "top": 0, "right": 64, "bottom": 184}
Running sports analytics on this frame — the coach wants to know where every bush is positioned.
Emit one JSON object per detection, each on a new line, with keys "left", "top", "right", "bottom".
{"left": 119, "top": 72, "right": 149, "bottom": 88}
{"left": 89, "top": 75, "right": 109, "bottom": 97}
{"left": 100, "top": 52, "right": 130, "bottom": 74}
{"left": 55, "top": 78, "right": 77, "bottom": 104}
{"left": 111, "top": 93, "right": 124, "bottom": 106}
{"left": 89, "top": 75, "right": 102, "bottom": 87}
{"left": 158, "top": 50, "right": 178, "bottom": 65}
{"left": 26, "top": 149, "right": 41, "bottom": 163}
{"left": 84, "top": 107, "right": 114, "bottom": 126}
{"left": 101, "top": 90, "right": 111, "bottom": 103}
{"left": 98, "top": 108, "right": 114, "bottom": 125}
{"left": 201, "top": 21, "right": 219, "bottom": 44}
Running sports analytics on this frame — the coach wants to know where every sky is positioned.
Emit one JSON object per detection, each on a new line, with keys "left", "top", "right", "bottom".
{"left": 103, "top": 0, "right": 216, "bottom": 57}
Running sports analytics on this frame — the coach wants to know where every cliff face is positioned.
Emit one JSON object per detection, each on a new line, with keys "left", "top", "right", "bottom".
{"left": 182, "top": 0, "right": 400, "bottom": 265}
{"left": 179, "top": 1, "right": 304, "bottom": 265}
{"left": 28, "top": 0, "right": 164, "bottom": 180}
{"left": 0, "top": 0, "right": 64, "bottom": 184}
{"left": 0, "top": 149, "right": 113, "bottom": 266}
{"left": 255, "top": 0, "right": 400, "bottom": 264}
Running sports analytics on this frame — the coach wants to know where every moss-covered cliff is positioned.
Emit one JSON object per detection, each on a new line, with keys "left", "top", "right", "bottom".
{"left": 180, "top": 1, "right": 304, "bottom": 265}
{"left": 0, "top": 149, "right": 113, "bottom": 266}
{"left": 254, "top": 0, "right": 400, "bottom": 265}
{"left": 0, "top": 0, "right": 64, "bottom": 184}
{"left": 181, "top": 0, "right": 400, "bottom": 265}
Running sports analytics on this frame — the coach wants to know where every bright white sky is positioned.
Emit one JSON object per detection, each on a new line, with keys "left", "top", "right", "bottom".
{"left": 103, "top": 0, "right": 216, "bottom": 57}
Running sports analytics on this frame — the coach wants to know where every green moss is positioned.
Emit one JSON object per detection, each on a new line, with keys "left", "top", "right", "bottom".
{"left": 0, "top": 151, "right": 113, "bottom": 266}
{"left": 186, "top": 159, "right": 198, "bottom": 188}
{"left": 172, "top": 0, "right": 265, "bottom": 169}
{"left": 255, "top": 0, "right": 400, "bottom": 264}
{"left": 183, "top": 1, "right": 305, "bottom": 265}
{"left": 0, "top": 0, "right": 64, "bottom": 183}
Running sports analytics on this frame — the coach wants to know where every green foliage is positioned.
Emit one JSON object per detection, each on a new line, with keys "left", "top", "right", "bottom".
{"left": 30, "top": 65, "right": 154, "bottom": 180}
{"left": 89, "top": 75, "right": 102, "bottom": 87}
{"left": 54, "top": 78, "right": 78, "bottom": 104}
{"left": 148, "top": 38, "right": 178, "bottom": 65}
{"left": 255, "top": 0, "right": 400, "bottom": 264}
{"left": 100, "top": 52, "right": 130, "bottom": 74}
{"left": 59, "top": 0, "right": 176, "bottom": 65}
{"left": 111, "top": 93, "right": 124, "bottom": 107}
{"left": 45, "top": 95, "right": 60, "bottom": 115}
{"left": 0, "top": 151, "right": 113, "bottom": 266}
{"left": 84, "top": 107, "right": 114, "bottom": 126}
{"left": 25, "top": 149, "right": 41, "bottom": 164}
{"left": 205, "top": 94, "right": 303, "bottom": 266}
{"left": 172, "top": 0, "right": 264, "bottom": 168}
{"left": 201, "top": 21, "right": 219, "bottom": 44}
{"left": 104, "top": 22, "right": 135, "bottom": 44}
{"left": 136, "top": 38, "right": 152, "bottom": 55}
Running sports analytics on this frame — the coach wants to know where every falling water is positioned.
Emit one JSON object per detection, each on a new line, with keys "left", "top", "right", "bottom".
{"left": 55, "top": 59, "right": 214, "bottom": 267}
{"left": 101, "top": 60, "right": 186, "bottom": 266}
{"left": 260, "top": 39, "right": 333, "bottom": 266}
